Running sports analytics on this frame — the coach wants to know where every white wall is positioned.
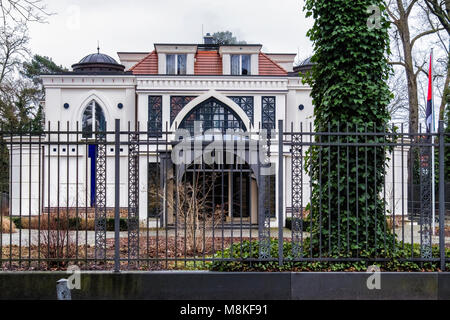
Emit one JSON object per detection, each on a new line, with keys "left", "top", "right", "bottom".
{"left": 8, "top": 137, "right": 42, "bottom": 216}
{"left": 385, "top": 145, "right": 410, "bottom": 216}
{"left": 37, "top": 75, "right": 137, "bottom": 213}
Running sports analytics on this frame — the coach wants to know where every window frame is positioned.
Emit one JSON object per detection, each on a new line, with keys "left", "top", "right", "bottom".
{"left": 179, "top": 97, "right": 246, "bottom": 136}
{"left": 230, "top": 54, "right": 251, "bottom": 75}
{"left": 261, "top": 96, "right": 276, "bottom": 138}
{"left": 166, "top": 53, "right": 187, "bottom": 75}
{"left": 148, "top": 96, "right": 163, "bottom": 137}
{"left": 82, "top": 100, "right": 106, "bottom": 139}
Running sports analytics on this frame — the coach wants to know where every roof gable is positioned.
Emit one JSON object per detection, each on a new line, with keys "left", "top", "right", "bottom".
{"left": 258, "top": 53, "right": 288, "bottom": 75}
{"left": 130, "top": 51, "right": 158, "bottom": 74}
{"left": 129, "top": 49, "right": 288, "bottom": 76}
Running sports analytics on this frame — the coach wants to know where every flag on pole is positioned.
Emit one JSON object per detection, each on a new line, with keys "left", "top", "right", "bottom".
{"left": 426, "top": 49, "right": 436, "bottom": 235}
{"left": 425, "top": 50, "right": 433, "bottom": 133}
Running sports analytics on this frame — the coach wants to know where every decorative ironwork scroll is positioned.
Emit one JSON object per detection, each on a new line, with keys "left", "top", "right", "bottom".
{"left": 420, "top": 144, "right": 432, "bottom": 259}
{"left": 258, "top": 134, "right": 272, "bottom": 259}
{"left": 128, "top": 132, "right": 140, "bottom": 266}
{"left": 258, "top": 174, "right": 272, "bottom": 259}
{"left": 94, "top": 133, "right": 107, "bottom": 261}
{"left": 291, "top": 134, "right": 303, "bottom": 258}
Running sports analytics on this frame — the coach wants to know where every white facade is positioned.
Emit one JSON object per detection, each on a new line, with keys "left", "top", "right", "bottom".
{"left": 7, "top": 42, "right": 409, "bottom": 228}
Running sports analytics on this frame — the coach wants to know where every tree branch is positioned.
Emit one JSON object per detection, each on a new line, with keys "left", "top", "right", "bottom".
{"left": 389, "top": 61, "right": 407, "bottom": 68}
{"left": 410, "top": 27, "right": 444, "bottom": 49}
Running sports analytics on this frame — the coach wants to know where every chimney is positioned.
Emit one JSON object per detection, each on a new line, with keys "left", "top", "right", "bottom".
{"left": 203, "top": 33, "right": 214, "bottom": 45}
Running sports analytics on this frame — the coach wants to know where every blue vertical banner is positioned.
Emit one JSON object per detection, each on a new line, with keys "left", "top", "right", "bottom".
{"left": 88, "top": 144, "right": 96, "bottom": 207}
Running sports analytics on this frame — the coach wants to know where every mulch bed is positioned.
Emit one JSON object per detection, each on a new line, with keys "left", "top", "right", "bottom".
{"left": 0, "top": 235, "right": 254, "bottom": 271}
{"left": 434, "top": 226, "right": 450, "bottom": 237}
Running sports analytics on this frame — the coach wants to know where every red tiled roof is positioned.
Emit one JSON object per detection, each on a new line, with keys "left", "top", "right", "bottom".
{"left": 129, "top": 50, "right": 287, "bottom": 76}
{"left": 195, "top": 51, "right": 222, "bottom": 75}
{"left": 258, "top": 52, "right": 287, "bottom": 75}
{"left": 130, "top": 51, "right": 158, "bottom": 74}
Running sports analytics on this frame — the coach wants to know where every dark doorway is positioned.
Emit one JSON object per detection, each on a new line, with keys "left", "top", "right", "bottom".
{"left": 183, "top": 162, "right": 252, "bottom": 222}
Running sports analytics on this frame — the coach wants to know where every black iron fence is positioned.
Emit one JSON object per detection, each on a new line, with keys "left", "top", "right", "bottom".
{"left": 0, "top": 120, "right": 448, "bottom": 271}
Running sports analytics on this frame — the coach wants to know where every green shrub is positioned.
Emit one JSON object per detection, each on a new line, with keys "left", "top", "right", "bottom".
{"left": 11, "top": 217, "right": 22, "bottom": 229}
{"left": 11, "top": 216, "right": 129, "bottom": 231}
{"left": 208, "top": 239, "right": 450, "bottom": 272}
{"left": 68, "top": 217, "right": 82, "bottom": 229}
{"left": 105, "top": 218, "right": 129, "bottom": 231}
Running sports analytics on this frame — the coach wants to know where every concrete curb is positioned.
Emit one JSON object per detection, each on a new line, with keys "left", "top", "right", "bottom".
{"left": 0, "top": 271, "right": 448, "bottom": 300}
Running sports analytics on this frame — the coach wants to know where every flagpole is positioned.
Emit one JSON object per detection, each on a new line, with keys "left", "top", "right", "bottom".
{"left": 430, "top": 48, "right": 436, "bottom": 235}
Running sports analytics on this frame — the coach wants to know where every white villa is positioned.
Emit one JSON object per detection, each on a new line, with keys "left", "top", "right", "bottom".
{"left": 7, "top": 35, "right": 408, "bottom": 227}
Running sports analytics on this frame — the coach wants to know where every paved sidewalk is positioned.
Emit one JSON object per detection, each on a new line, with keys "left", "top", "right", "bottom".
{"left": 1, "top": 224, "right": 448, "bottom": 247}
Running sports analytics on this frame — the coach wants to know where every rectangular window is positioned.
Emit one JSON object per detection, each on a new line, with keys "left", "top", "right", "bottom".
{"left": 148, "top": 96, "right": 162, "bottom": 137}
{"left": 170, "top": 96, "right": 197, "bottom": 124}
{"left": 241, "top": 55, "right": 250, "bottom": 75}
{"left": 148, "top": 162, "right": 161, "bottom": 218}
{"left": 262, "top": 96, "right": 276, "bottom": 138}
{"left": 229, "top": 96, "right": 254, "bottom": 124}
{"left": 166, "top": 54, "right": 187, "bottom": 75}
{"left": 231, "top": 55, "right": 240, "bottom": 75}
{"left": 166, "top": 54, "right": 176, "bottom": 74}
{"left": 177, "top": 54, "right": 187, "bottom": 75}
{"left": 231, "top": 54, "right": 251, "bottom": 75}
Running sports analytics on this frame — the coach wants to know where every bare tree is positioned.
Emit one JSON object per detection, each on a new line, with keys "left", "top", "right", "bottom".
{"left": 424, "top": 0, "right": 450, "bottom": 35}
{"left": 0, "top": 0, "right": 51, "bottom": 27}
{"left": 417, "top": 1, "right": 449, "bottom": 122}
{"left": 162, "top": 173, "right": 221, "bottom": 254}
{"left": 0, "top": 24, "right": 29, "bottom": 86}
{"left": 386, "top": 0, "right": 444, "bottom": 133}
{"left": 387, "top": 67, "right": 410, "bottom": 122}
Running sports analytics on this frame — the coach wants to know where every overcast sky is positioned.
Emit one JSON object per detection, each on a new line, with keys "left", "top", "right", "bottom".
{"left": 27, "top": 0, "right": 314, "bottom": 68}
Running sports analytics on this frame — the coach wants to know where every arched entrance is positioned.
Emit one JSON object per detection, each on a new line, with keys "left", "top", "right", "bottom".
{"left": 179, "top": 97, "right": 246, "bottom": 134}
{"left": 151, "top": 97, "right": 265, "bottom": 226}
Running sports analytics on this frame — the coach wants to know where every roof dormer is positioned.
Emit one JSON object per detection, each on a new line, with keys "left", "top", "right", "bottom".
{"left": 219, "top": 45, "right": 262, "bottom": 75}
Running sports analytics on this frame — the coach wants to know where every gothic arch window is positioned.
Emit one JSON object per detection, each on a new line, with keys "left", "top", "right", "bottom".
{"left": 179, "top": 97, "right": 246, "bottom": 135}
{"left": 82, "top": 100, "right": 106, "bottom": 138}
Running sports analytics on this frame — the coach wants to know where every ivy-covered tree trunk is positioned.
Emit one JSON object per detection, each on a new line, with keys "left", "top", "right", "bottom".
{"left": 304, "top": 0, "right": 395, "bottom": 256}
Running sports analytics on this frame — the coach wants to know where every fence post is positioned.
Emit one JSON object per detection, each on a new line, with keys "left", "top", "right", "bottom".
{"left": 114, "top": 119, "right": 121, "bottom": 272}
{"left": 278, "top": 120, "right": 284, "bottom": 266}
{"left": 438, "top": 120, "right": 445, "bottom": 271}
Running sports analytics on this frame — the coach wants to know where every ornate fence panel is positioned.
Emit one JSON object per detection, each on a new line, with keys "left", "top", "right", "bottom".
{"left": 0, "top": 120, "right": 447, "bottom": 271}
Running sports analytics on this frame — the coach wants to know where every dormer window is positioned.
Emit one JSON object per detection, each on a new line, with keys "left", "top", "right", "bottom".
{"left": 166, "top": 54, "right": 187, "bottom": 75}
{"left": 231, "top": 54, "right": 251, "bottom": 75}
